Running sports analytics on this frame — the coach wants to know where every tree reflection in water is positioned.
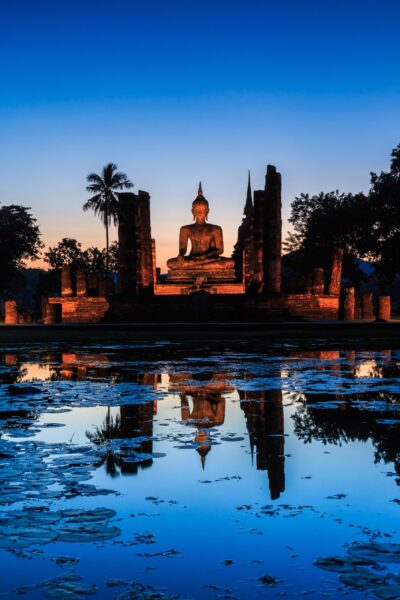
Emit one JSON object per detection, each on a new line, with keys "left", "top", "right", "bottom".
{"left": 2, "top": 347, "right": 400, "bottom": 499}
{"left": 292, "top": 349, "right": 400, "bottom": 484}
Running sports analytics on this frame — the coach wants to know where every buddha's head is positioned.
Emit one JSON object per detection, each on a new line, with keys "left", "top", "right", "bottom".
{"left": 192, "top": 182, "right": 209, "bottom": 224}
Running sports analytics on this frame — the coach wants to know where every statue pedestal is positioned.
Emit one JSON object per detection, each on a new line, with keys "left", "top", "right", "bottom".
{"left": 167, "top": 267, "right": 236, "bottom": 283}
{"left": 157, "top": 267, "right": 243, "bottom": 295}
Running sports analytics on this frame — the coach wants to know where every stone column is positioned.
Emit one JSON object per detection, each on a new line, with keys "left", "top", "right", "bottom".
{"left": 305, "top": 272, "right": 313, "bottom": 294}
{"left": 76, "top": 267, "right": 87, "bottom": 297}
{"left": 354, "top": 293, "right": 361, "bottom": 319}
{"left": 253, "top": 190, "right": 264, "bottom": 292}
{"left": 4, "top": 300, "right": 18, "bottom": 324}
{"left": 117, "top": 193, "right": 137, "bottom": 295}
{"left": 377, "top": 296, "right": 391, "bottom": 321}
{"left": 361, "top": 292, "right": 374, "bottom": 319}
{"left": 61, "top": 266, "right": 74, "bottom": 297}
{"left": 312, "top": 268, "right": 325, "bottom": 295}
{"left": 105, "top": 277, "right": 115, "bottom": 295}
{"left": 137, "top": 190, "right": 154, "bottom": 293}
{"left": 87, "top": 274, "right": 98, "bottom": 296}
{"left": 98, "top": 276, "right": 110, "bottom": 297}
{"left": 342, "top": 287, "right": 355, "bottom": 321}
{"left": 152, "top": 239, "right": 157, "bottom": 285}
{"left": 44, "top": 303, "right": 57, "bottom": 325}
{"left": 328, "top": 248, "right": 344, "bottom": 295}
{"left": 263, "top": 165, "right": 282, "bottom": 295}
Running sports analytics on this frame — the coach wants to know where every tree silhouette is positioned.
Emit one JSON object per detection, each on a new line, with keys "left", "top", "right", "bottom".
{"left": 0, "top": 204, "right": 42, "bottom": 295}
{"left": 44, "top": 238, "right": 84, "bottom": 270}
{"left": 284, "top": 144, "right": 400, "bottom": 286}
{"left": 83, "top": 163, "right": 133, "bottom": 270}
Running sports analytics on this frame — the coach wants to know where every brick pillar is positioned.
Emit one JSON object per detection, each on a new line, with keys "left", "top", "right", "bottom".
{"left": 263, "top": 165, "right": 282, "bottom": 295}
{"left": 377, "top": 296, "right": 391, "bottom": 321}
{"left": 5, "top": 300, "right": 18, "bottom": 324}
{"left": 105, "top": 277, "right": 114, "bottom": 295}
{"left": 305, "top": 272, "right": 313, "bottom": 293}
{"left": 253, "top": 190, "right": 264, "bottom": 292}
{"left": 342, "top": 287, "right": 355, "bottom": 321}
{"left": 87, "top": 273, "right": 98, "bottom": 296}
{"left": 44, "top": 303, "right": 57, "bottom": 325}
{"left": 328, "top": 248, "right": 344, "bottom": 295}
{"left": 76, "top": 267, "right": 87, "bottom": 297}
{"left": 361, "top": 292, "right": 374, "bottom": 319}
{"left": 118, "top": 193, "right": 138, "bottom": 295}
{"left": 98, "top": 275, "right": 110, "bottom": 296}
{"left": 243, "top": 223, "right": 255, "bottom": 291}
{"left": 312, "top": 268, "right": 325, "bottom": 295}
{"left": 61, "top": 266, "right": 74, "bottom": 297}
{"left": 152, "top": 239, "right": 157, "bottom": 285}
{"left": 137, "top": 190, "right": 154, "bottom": 293}
{"left": 354, "top": 293, "right": 361, "bottom": 319}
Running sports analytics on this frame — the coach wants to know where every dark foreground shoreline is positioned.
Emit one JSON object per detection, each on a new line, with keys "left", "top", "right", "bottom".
{"left": 1, "top": 320, "right": 399, "bottom": 346}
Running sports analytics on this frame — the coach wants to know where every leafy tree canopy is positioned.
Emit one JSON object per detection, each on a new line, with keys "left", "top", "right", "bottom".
{"left": 0, "top": 205, "right": 42, "bottom": 294}
{"left": 44, "top": 238, "right": 118, "bottom": 273}
{"left": 44, "top": 238, "right": 84, "bottom": 271}
{"left": 285, "top": 144, "right": 400, "bottom": 283}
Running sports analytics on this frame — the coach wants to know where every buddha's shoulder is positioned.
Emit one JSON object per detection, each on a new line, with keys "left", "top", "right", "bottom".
{"left": 207, "top": 223, "right": 222, "bottom": 232}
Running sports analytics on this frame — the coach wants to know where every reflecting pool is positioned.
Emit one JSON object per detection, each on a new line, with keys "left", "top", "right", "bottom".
{"left": 1, "top": 342, "right": 400, "bottom": 599}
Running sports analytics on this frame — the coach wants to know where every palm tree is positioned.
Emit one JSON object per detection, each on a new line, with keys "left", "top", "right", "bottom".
{"left": 83, "top": 163, "right": 133, "bottom": 270}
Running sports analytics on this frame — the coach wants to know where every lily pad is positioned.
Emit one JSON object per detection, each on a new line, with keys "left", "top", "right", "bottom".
{"left": 0, "top": 526, "right": 58, "bottom": 548}
{"left": 58, "top": 523, "right": 121, "bottom": 543}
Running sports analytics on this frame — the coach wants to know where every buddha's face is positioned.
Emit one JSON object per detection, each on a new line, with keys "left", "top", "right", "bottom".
{"left": 192, "top": 202, "right": 209, "bottom": 224}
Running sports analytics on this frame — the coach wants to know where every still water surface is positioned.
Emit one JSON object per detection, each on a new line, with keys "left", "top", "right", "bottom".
{"left": 1, "top": 342, "right": 400, "bottom": 599}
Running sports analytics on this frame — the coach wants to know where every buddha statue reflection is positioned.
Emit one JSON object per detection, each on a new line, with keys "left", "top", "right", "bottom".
{"left": 167, "top": 183, "right": 235, "bottom": 271}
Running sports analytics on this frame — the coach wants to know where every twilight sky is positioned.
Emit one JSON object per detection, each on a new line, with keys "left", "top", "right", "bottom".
{"left": 1, "top": 0, "right": 399, "bottom": 270}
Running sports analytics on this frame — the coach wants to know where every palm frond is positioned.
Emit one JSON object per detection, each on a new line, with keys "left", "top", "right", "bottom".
{"left": 86, "top": 184, "right": 103, "bottom": 193}
{"left": 83, "top": 194, "right": 102, "bottom": 211}
{"left": 86, "top": 173, "right": 104, "bottom": 185}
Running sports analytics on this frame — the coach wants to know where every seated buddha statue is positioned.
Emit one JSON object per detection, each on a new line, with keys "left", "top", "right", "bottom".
{"left": 167, "top": 184, "right": 235, "bottom": 272}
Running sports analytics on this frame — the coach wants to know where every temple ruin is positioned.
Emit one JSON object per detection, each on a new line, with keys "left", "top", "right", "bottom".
{"left": 44, "top": 164, "right": 348, "bottom": 323}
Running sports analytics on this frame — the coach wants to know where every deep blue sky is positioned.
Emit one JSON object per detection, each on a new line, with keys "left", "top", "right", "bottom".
{"left": 1, "top": 0, "right": 399, "bottom": 268}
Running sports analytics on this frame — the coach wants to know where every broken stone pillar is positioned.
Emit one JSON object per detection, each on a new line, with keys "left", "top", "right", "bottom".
{"left": 76, "top": 267, "right": 87, "bottom": 297}
{"left": 152, "top": 239, "right": 157, "bottom": 285}
{"left": 137, "top": 190, "right": 154, "bottom": 293}
{"left": 44, "top": 303, "right": 57, "bottom": 325}
{"left": 98, "top": 275, "right": 114, "bottom": 296}
{"left": 342, "top": 287, "right": 355, "bottom": 321}
{"left": 328, "top": 248, "right": 344, "bottom": 295}
{"left": 253, "top": 190, "right": 264, "bottom": 292}
{"left": 361, "top": 292, "right": 374, "bottom": 319}
{"left": 4, "top": 300, "right": 18, "bottom": 324}
{"left": 312, "top": 268, "right": 325, "bottom": 295}
{"left": 263, "top": 165, "right": 282, "bottom": 295}
{"left": 243, "top": 229, "right": 255, "bottom": 291}
{"left": 118, "top": 193, "right": 138, "bottom": 295}
{"left": 305, "top": 272, "right": 313, "bottom": 294}
{"left": 354, "top": 293, "right": 361, "bottom": 319}
{"left": 61, "top": 266, "right": 74, "bottom": 297}
{"left": 377, "top": 296, "right": 391, "bottom": 321}
{"left": 87, "top": 274, "right": 98, "bottom": 296}
{"left": 105, "top": 277, "right": 114, "bottom": 295}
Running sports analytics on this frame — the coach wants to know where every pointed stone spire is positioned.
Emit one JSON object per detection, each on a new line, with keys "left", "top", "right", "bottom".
{"left": 195, "top": 430, "right": 210, "bottom": 469}
{"left": 198, "top": 181, "right": 203, "bottom": 197}
{"left": 244, "top": 170, "right": 253, "bottom": 217}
